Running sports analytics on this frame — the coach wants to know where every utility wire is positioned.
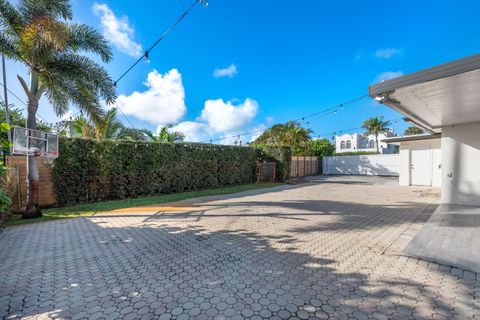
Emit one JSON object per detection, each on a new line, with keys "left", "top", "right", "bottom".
{"left": 315, "top": 117, "right": 404, "bottom": 139}
{"left": 0, "top": 81, "right": 52, "bottom": 125}
{"left": 113, "top": 0, "right": 207, "bottom": 86}
{"left": 114, "top": 103, "right": 137, "bottom": 130}
{"left": 202, "top": 94, "right": 369, "bottom": 143}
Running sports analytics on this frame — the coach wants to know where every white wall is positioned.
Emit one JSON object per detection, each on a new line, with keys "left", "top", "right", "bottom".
{"left": 398, "top": 138, "right": 441, "bottom": 186}
{"left": 441, "top": 122, "right": 480, "bottom": 206}
{"left": 323, "top": 154, "right": 400, "bottom": 176}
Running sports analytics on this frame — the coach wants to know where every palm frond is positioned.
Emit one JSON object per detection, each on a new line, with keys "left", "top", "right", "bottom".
{"left": 19, "top": 0, "right": 72, "bottom": 21}
{"left": 0, "top": 33, "right": 21, "bottom": 60}
{"left": 0, "top": 0, "right": 25, "bottom": 35}
{"left": 44, "top": 53, "right": 116, "bottom": 104}
{"left": 66, "top": 23, "right": 112, "bottom": 62}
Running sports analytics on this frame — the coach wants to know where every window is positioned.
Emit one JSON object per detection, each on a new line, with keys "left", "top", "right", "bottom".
{"left": 346, "top": 140, "right": 351, "bottom": 149}
{"left": 340, "top": 141, "right": 346, "bottom": 149}
{"left": 369, "top": 140, "right": 375, "bottom": 148}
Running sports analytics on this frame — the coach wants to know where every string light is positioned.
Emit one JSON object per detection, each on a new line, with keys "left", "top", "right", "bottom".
{"left": 202, "top": 94, "right": 368, "bottom": 144}
{"left": 113, "top": 0, "right": 208, "bottom": 86}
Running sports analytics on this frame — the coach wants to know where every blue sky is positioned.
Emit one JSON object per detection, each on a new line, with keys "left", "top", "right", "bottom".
{"left": 3, "top": 0, "right": 480, "bottom": 143}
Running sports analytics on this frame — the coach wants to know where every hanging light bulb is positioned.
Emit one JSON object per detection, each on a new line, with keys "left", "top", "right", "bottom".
{"left": 144, "top": 51, "right": 150, "bottom": 63}
{"left": 334, "top": 109, "right": 337, "bottom": 114}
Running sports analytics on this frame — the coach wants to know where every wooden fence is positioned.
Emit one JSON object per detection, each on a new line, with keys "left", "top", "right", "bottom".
{"left": 5, "top": 155, "right": 57, "bottom": 208}
{"left": 290, "top": 156, "right": 319, "bottom": 178}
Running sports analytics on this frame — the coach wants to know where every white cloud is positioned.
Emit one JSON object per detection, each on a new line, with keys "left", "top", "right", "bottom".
{"left": 213, "top": 64, "right": 238, "bottom": 78}
{"left": 170, "top": 121, "right": 212, "bottom": 142}
{"left": 200, "top": 98, "right": 258, "bottom": 133}
{"left": 374, "top": 71, "right": 404, "bottom": 83}
{"left": 171, "top": 98, "right": 260, "bottom": 143}
{"left": 117, "top": 69, "right": 186, "bottom": 125}
{"left": 375, "top": 48, "right": 402, "bottom": 59}
{"left": 92, "top": 3, "right": 143, "bottom": 58}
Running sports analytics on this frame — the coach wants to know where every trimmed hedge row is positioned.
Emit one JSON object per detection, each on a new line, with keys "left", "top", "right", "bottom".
{"left": 52, "top": 138, "right": 291, "bottom": 206}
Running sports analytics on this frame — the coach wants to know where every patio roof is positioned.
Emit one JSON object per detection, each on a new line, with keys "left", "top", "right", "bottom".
{"left": 369, "top": 54, "right": 480, "bottom": 133}
{"left": 382, "top": 133, "right": 441, "bottom": 144}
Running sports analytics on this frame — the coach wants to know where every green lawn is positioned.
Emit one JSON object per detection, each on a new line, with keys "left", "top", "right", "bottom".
{"left": 5, "top": 183, "right": 280, "bottom": 226}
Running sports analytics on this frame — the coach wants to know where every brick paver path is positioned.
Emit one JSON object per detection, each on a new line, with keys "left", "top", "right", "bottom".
{"left": 1, "top": 180, "right": 479, "bottom": 319}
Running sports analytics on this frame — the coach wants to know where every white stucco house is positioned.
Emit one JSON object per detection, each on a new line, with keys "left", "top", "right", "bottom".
{"left": 369, "top": 54, "right": 480, "bottom": 206}
{"left": 335, "top": 132, "right": 398, "bottom": 154}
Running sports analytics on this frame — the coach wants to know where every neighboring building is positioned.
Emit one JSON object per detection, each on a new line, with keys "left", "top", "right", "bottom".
{"left": 383, "top": 133, "right": 441, "bottom": 187}
{"left": 335, "top": 132, "right": 398, "bottom": 154}
{"left": 369, "top": 53, "right": 480, "bottom": 206}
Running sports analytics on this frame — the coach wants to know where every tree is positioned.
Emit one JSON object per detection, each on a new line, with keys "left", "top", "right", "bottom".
{"left": 0, "top": 0, "right": 116, "bottom": 218}
{"left": 309, "top": 139, "right": 335, "bottom": 157}
{"left": 143, "top": 124, "right": 185, "bottom": 143}
{"left": 253, "top": 121, "right": 313, "bottom": 155}
{"left": 404, "top": 126, "right": 424, "bottom": 136}
{"left": 117, "top": 128, "right": 151, "bottom": 141}
{"left": 361, "top": 116, "right": 391, "bottom": 153}
{"left": 91, "top": 108, "right": 123, "bottom": 140}
{"left": 69, "top": 115, "right": 94, "bottom": 139}
{"left": 0, "top": 122, "right": 12, "bottom": 217}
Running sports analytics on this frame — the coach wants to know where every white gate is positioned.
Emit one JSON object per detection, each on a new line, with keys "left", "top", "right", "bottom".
{"left": 411, "top": 147, "right": 432, "bottom": 186}
{"left": 322, "top": 154, "right": 400, "bottom": 176}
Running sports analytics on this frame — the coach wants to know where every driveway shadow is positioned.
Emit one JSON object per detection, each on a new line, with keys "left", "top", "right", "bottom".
{"left": 0, "top": 216, "right": 476, "bottom": 319}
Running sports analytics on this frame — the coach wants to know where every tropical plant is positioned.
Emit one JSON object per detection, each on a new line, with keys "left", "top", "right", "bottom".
{"left": 143, "top": 124, "right": 185, "bottom": 143}
{"left": 361, "top": 116, "right": 391, "bottom": 153}
{"left": 117, "top": 128, "right": 150, "bottom": 141}
{"left": 0, "top": 0, "right": 116, "bottom": 218}
{"left": 91, "top": 108, "right": 124, "bottom": 140}
{"left": 404, "top": 126, "right": 424, "bottom": 136}
{"left": 69, "top": 115, "right": 94, "bottom": 139}
{"left": 0, "top": 122, "right": 12, "bottom": 217}
{"left": 253, "top": 121, "right": 313, "bottom": 155}
{"left": 309, "top": 138, "right": 335, "bottom": 157}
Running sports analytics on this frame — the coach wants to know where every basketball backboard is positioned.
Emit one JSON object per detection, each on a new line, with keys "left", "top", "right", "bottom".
{"left": 12, "top": 126, "right": 59, "bottom": 158}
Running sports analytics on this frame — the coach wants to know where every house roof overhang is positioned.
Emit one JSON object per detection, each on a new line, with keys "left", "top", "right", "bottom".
{"left": 369, "top": 54, "right": 480, "bottom": 133}
{"left": 382, "top": 133, "right": 441, "bottom": 144}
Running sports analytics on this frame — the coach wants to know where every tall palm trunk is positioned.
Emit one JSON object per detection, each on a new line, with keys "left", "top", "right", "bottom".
{"left": 23, "top": 71, "right": 42, "bottom": 218}
{"left": 375, "top": 132, "right": 379, "bottom": 153}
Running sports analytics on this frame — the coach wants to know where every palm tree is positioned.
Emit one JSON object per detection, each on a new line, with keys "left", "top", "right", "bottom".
{"left": 361, "top": 116, "right": 391, "bottom": 153}
{"left": 144, "top": 124, "right": 185, "bottom": 143}
{"left": 253, "top": 121, "right": 313, "bottom": 154}
{"left": 0, "top": 0, "right": 116, "bottom": 218}
{"left": 404, "top": 126, "right": 424, "bottom": 136}
{"left": 69, "top": 116, "right": 94, "bottom": 139}
{"left": 158, "top": 124, "right": 185, "bottom": 143}
{"left": 91, "top": 108, "right": 124, "bottom": 140}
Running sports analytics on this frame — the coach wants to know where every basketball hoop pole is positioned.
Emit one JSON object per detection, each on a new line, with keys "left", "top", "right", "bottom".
{"left": 25, "top": 127, "right": 30, "bottom": 209}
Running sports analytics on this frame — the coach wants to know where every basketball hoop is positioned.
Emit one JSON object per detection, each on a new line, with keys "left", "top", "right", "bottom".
{"left": 12, "top": 126, "right": 59, "bottom": 159}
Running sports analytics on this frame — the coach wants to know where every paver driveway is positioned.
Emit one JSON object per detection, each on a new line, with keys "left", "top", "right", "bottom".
{"left": 1, "top": 177, "right": 478, "bottom": 320}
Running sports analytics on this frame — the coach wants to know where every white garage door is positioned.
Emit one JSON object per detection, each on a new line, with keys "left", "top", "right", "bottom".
{"left": 411, "top": 147, "right": 432, "bottom": 186}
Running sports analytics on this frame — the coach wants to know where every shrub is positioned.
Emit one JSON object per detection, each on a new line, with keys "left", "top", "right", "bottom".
{"left": 53, "top": 138, "right": 291, "bottom": 206}
{"left": 254, "top": 145, "right": 292, "bottom": 182}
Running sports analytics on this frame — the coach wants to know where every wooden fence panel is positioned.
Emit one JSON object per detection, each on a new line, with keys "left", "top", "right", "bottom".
{"left": 5, "top": 155, "right": 57, "bottom": 208}
{"left": 290, "top": 156, "right": 319, "bottom": 178}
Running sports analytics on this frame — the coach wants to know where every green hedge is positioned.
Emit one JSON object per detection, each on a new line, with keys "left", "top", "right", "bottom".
{"left": 53, "top": 139, "right": 291, "bottom": 206}
{"left": 255, "top": 145, "right": 292, "bottom": 182}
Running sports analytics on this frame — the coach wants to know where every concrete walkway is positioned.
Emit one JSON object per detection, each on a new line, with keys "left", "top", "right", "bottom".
{"left": 0, "top": 178, "right": 478, "bottom": 319}
{"left": 403, "top": 204, "right": 480, "bottom": 273}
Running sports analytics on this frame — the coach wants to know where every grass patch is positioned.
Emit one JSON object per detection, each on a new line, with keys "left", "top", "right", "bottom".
{"left": 5, "top": 183, "right": 281, "bottom": 227}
